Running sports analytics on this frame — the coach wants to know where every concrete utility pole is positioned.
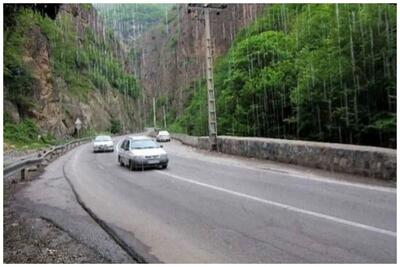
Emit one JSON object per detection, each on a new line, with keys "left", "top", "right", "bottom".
{"left": 153, "top": 97, "right": 156, "bottom": 129}
{"left": 163, "top": 105, "right": 167, "bottom": 129}
{"left": 75, "top": 118, "right": 82, "bottom": 139}
{"left": 187, "top": 4, "right": 227, "bottom": 150}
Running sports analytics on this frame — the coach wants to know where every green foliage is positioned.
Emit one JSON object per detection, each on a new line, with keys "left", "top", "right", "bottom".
{"left": 4, "top": 6, "right": 140, "bottom": 145}
{"left": 96, "top": 4, "right": 171, "bottom": 25}
{"left": 4, "top": 118, "right": 56, "bottom": 148}
{"left": 109, "top": 118, "right": 122, "bottom": 134}
{"left": 167, "top": 80, "right": 208, "bottom": 136}
{"left": 81, "top": 4, "right": 92, "bottom": 11}
{"left": 4, "top": 7, "right": 140, "bottom": 102}
{"left": 171, "top": 4, "right": 396, "bottom": 148}
{"left": 4, "top": 9, "right": 38, "bottom": 115}
{"left": 168, "top": 34, "right": 178, "bottom": 48}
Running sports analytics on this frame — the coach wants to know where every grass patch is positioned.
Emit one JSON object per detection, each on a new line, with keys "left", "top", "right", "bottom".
{"left": 4, "top": 119, "right": 57, "bottom": 150}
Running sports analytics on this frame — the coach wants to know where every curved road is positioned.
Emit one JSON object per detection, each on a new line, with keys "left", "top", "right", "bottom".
{"left": 61, "top": 135, "right": 396, "bottom": 263}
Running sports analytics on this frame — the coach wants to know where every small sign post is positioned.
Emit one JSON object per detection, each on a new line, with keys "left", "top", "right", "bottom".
{"left": 75, "top": 118, "right": 82, "bottom": 139}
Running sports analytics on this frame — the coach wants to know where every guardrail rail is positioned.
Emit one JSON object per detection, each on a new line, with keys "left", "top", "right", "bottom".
{"left": 4, "top": 137, "right": 92, "bottom": 180}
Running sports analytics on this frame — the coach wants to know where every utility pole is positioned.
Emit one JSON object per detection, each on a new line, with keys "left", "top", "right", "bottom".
{"left": 163, "top": 105, "right": 167, "bottom": 129}
{"left": 187, "top": 4, "right": 227, "bottom": 151}
{"left": 75, "top": 118, "right": 82, "bottom": 139}
{"left": 153, "top": 97, "right": 156, "bottom": 129}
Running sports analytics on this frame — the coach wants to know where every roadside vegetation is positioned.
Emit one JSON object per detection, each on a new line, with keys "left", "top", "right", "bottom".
{"left": 4, "top": 5, "right": 139, "bottom": 149}
{"left": 4, "top": 115, "right": 57, "bottom": 150}
{"left": 170, "top": 4, "right": 396, "bottom": 148}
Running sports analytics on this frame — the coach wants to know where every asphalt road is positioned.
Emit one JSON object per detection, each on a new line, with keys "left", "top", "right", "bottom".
{"left": 61, "top": 135, "right": 396, "bottom": 263}
{"left": 13, "top": 145, "right": 133, "bottom": 262}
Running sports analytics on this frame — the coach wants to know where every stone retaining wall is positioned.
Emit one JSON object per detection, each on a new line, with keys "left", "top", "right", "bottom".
{"left": 170, "top": 133, "right": 198, "bottom": 147}
{"left": 171, "top": 133, "right": 396, "bottom": 180}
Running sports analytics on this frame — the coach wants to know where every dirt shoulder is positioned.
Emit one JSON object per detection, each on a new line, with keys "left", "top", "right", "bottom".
{"left": 4, "top": 178, "right": 110, "bottom": 263}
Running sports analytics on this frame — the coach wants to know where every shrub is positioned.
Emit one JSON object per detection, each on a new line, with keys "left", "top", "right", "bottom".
{"left": 109, "top": 118, "right": 122, "bottom": 134}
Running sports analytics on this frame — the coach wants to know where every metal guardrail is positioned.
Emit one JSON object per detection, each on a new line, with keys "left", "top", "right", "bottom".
{"left": 4, "top": 137, "right": 92, "bottom": 180}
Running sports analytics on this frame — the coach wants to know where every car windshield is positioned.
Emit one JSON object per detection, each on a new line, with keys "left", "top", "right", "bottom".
{"left": 159, "top": 131, "right": 169, "bottom": 135}
{"left": 95, "top": 136, "right": 112, "bottom": 141}
{"left": 131, "top": 140, "right": 160, "bottom": 149}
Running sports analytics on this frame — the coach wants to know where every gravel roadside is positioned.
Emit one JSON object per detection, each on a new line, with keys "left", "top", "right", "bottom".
{"left": 4, "top": 176, "right": 111, "bottom": 263}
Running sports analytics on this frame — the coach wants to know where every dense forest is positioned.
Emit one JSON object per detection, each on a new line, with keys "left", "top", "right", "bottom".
{"left": 170, "top": 4, "right": 396, "bottom": 148}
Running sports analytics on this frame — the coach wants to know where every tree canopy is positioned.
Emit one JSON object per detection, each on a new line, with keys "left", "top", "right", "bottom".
{"left": 170, "top": 4, "right": 396, "bottom": 148}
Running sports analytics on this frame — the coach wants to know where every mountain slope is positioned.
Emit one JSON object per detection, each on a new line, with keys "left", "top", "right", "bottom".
{"left": 4, "top": 4, "right": 141, "bottom": 147}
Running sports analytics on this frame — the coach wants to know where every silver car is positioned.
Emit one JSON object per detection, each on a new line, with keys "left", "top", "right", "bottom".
{"left": 93, "top": 135, "right": 114, "bottom": 152}
{"left": 118, "top": 136, "right": 168, "bottom": 170}
{"left": 156, "top": 130, "right": 171, "bottom": 142}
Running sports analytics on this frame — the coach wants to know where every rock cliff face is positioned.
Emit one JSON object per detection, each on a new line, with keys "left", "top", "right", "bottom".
{"left": 23, "top": 25, "right": 61, "bottom": 135}
{"left": 5, "top": 4, "right": 265, "bottom": 138}
{"left": 4, "top": 4, "right": 139, "bottom": 137}
{"left": 48, "top": 4, "right": 138, "bottom": 136}
{"left": 132, "top": 4, "right": 265, "bottom": 121}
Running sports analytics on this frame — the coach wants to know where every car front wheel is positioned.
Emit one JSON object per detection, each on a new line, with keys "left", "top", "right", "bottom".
{"left": 129, "top": 160, "right": 135, "bottom": 171}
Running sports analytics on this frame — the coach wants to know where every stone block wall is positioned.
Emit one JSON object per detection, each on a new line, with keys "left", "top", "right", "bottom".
{"left": 170, "top": 133, "right": 396, "bottom": 180}
{"left": 170, "top": 133, "right": 198, "bottom": 147}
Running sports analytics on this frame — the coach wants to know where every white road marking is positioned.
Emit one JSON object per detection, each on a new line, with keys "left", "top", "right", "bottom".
{"left": 97, "top": 164, "right": 105, "bottom": 170}
{"left": 156, "top": 170, "right": 396, "bottom": 238}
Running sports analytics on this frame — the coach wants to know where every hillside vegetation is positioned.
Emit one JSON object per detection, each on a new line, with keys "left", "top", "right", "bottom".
{"left": 170, "top": 4, "right": 396, "bottom": 148}
{"left": 4, "top": 5, "right": 139, "bottom": 148}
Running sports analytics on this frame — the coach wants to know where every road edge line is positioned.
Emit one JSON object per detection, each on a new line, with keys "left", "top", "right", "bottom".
{"left": 156, "top": 170, "right": 396, "bottom": 238}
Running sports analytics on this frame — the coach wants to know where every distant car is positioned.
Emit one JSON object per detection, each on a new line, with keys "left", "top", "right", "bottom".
{"left": 93, "top": 135, "right": 114, "bottom": 153}
{"left": 118, "top": 136, "right": 168, "bottom": 170}
{"left": 156, "top": 130, "right": 171, "bottom": 142}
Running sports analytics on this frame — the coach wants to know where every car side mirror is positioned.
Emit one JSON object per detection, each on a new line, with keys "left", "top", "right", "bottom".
{"left": 160, "top": 145, "right": 163, "bottom": 148}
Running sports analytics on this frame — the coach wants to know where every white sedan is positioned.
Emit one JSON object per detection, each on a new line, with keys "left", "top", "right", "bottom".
{"left": 93, "top": 135, "right": 114, "bottom": 153}
{"left": 118, "top": 136, "right": 168, "bottom": 170}
{"left": 156, "top": 130, "right": 171, "bottom": 142}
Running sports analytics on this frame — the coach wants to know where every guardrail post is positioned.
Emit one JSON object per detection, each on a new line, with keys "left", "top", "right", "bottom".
{"left": 21, "top": 168, "right": 26, "bottom": 181}
{"left": 37, "top": 163, "right": 43, "bottom": 172}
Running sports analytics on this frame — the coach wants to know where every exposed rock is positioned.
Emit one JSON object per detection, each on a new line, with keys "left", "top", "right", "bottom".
{"left": 132, "top": 4, "right": 265, "bottom": 119}
{"left": 8, "top": 4, "right": 140, "bottom": 138}
{"left": 4, "top": 100, "right": 20, "bottom": 123}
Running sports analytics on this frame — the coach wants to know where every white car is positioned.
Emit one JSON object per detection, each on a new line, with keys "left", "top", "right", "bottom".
{"left": 118, "top": 136, "right": 168, "bottom": 170}
{"left": 93, "top": 135, "right": 114, "bottom": 153}
{"left": 156, "top": 130, "right": 171, "bottom": 142}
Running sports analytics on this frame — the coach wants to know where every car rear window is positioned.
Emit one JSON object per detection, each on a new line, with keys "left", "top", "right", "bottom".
{"left": 95, "top": 136, "right": 112, "bottom": 141}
